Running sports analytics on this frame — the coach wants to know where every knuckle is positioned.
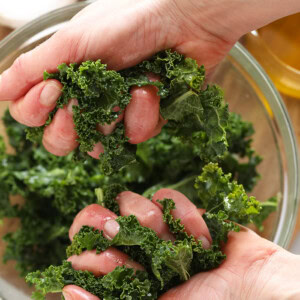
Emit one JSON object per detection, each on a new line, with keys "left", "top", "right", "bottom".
{"left": 144, "top": 208, "right": 161, "bottom": 225}
{"left": 54, "top": 27, "right": 88, "bottom": 63}
{"left": 11, "top": 54, "right": 30, "bottom": 84}
{"left": 181, "top": 207, "right": 197, "bottom": 222}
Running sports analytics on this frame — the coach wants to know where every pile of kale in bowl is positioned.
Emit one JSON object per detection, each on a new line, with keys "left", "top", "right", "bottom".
{"left": 0, "top": 50, "right": 277, "bottom": 299}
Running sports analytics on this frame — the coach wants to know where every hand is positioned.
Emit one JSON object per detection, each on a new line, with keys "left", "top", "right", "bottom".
{"left": 62, "top": 188, "right": 300, "bottom": 300}
{"left": 2, "top": 0, "right": 298, "bottom": 158}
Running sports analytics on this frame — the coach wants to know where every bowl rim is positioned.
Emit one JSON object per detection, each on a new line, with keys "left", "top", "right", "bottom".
{"left": 229, "top": 43, "right": 299, "bottom": 248}
{"left": 0, "top": 1, "right": 299, "bottom": 250}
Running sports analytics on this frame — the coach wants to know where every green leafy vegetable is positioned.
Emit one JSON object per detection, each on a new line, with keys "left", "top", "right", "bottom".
{"left": 27, "top": 50, "right": 229, "bottom": 174}
{"left": 252, "top": 196, "right": 278, "bottom": 231}
{"left": 195, "top": 162, "right": 261, "bottom": 223}
{"left": 0, "top": 50, "right": 278, "bottom": 299}
{"left": 26, "top": 262, "right": 156, "bottom": 300}
{"left": 27, "top": 199, "right": 226, "bottom": 299}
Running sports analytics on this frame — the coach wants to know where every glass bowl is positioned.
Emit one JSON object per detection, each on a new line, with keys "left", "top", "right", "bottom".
{"left": 0, "top": 2, "right": 299, "bottom": 299}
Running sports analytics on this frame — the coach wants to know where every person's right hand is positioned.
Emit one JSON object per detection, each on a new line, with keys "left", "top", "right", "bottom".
{"left": 63, "top": 188, "right": 300, "bottom": 300}
{"left": 1, "top": 0, "right": 298, "bottom": 159}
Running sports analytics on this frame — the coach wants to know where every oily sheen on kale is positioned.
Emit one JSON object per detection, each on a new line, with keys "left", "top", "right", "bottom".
{"left": 0, "top": 51, "right": 278, "bottom": 299}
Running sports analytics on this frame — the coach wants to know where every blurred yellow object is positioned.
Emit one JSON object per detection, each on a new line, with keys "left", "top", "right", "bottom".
{"left": 246, "top": 13, "right": 300, "bottom": 99}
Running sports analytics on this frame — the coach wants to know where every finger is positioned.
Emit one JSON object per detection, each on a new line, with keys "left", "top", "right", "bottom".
{"left": 0, "top": 3, "right": 166, "bottom": 102}
{"left": 0, "top": 24, "right": 91, "bottom": 101}
{"left": 9, "top": 79, "right": 62, "bottom": 127}
{"left": 97, "top": 108, "right": 124, "bottom": 136}
{"left": 152, "top": 189, "right": 212, "bottom": 248}
{"left": 68, "top": 248, "right": 143, "bottom": 277}
{"left": 63, "top": 285, "right": 100, "bottom": 300}
{"left": 198, "top": 208, "right": 206, "bottom": 216}
{"left": 69, "top": 204, "right": 118, "bottom": 241}
{"left": 116, "top": 191, "right": 174, "bottom": 241}
{"left": 87, "top": 109, "right": 124, "bottom": 159}
{"left": 42, "top": 99, "right": 78, "bottom": 156}
{"left": 87, "top": 142, "right": 105, "bottom": 160}
{"left": 124, "top": 85, "right": 160, "bottom": 144}
{"left": 149, "top": 114, "right": 168, "bottom": 139}
{"left": 68, "top": 204, "right": 144, "bottom": 278}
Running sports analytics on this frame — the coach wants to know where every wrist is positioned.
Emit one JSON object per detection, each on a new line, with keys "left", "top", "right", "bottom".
{"left": 168, "top": 0, "right": 300, "bottom": 43}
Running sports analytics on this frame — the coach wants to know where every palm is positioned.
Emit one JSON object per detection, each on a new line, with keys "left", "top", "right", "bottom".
{"left": 160, "top": 229, "right": 280, "bottom": 300}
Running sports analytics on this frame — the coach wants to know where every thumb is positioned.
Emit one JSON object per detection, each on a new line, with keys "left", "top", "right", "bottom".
{"left": 63, "top": 285, "right": 100, "bottom": 300}
{"left": 0, "top": 0, "right": 166, "bottom": 102}
{"left": 0, "top": 26, "right": 87, "bottom": 101}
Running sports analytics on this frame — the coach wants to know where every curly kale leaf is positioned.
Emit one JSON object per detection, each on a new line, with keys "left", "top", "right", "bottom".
{"left": 220, "top": 113, "right": 262, "bottom": 191}
{"left": 161, "top": 85, "right": 228, "bottom": 162}
{"left": 158, "top": 198, "right": 226, "bottom": 272}
{"left": 66, "top": 226, "right": 110, "bottom": 257}
{"left": 95, "top": 183, "right": 127, "bottom": 215}
{"left": 203, "top": 212, "right": 240, "bottom": 244}
{"left": 26, "top": 262, "right": 155, "bottom": 300}
{"left": 195, "top": 163, "right": 261, "bottom": 224}
{"left": 97, "top": 123, "right": 137, "bottom": 175}
{"left": 27, "top": 50, "right": 228, "bottom": 174}
{"left": 32, "top": 206, "right": 224, "bottom": 299}
{"left": 113, "top": 215, "right": 193, "bottom": 286}
{"left": 122, "top": 49, "right": 205, "bottom": 96}
{"left": 252, "top": 196, "right": 278, "bottom": 231}
{"left": 28, "top": 60, "right": 134, "bottom": 174}
{"left": 126, "top": 50, "right": 228, "bottom": 161}
{"left": 45, "top": 60, "right": 131, "bottom": 126}
{"left": 157, "top": 198, "right": 186, "bottom": 237}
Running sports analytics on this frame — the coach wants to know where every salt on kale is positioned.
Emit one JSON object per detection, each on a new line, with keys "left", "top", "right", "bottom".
{"left": 26, "top": 50, "right": 229, "bottom": 175}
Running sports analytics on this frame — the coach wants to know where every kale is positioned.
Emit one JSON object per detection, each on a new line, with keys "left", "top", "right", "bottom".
{"left": 27, "top": 50, "right": 229, "bottom": 174}
{"left": 26, "top": 262, "right": 157, "bottom": 300}
{"left": 195, "top": 163, "right": 261, "bottom": 223}
{"left": 252, "top": 196, "right": 278, "bottom": 231}
{"left": 27, "top": 162, "right": 262, "bottom": 299}
{"left": 66, "top": 226, "right": 110, "bottom": 257}
{"left": 0, "top": 51, "right": 278, "bottom": 299}
{"left": 220, "top": 113, "right": 262, "bottom": 191}
{"left": 98, "top": 183, "right": 127, "bottom": 215}
{"left": 27, "top": 199, "right": 226, "bottom": 299}
{"left": 0, "top": 111, "right": 117, "bottom": 275}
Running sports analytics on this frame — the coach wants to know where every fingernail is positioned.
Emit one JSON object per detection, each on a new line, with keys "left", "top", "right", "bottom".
{"left": 40, "top": 83, "right": 61, "bottom": 107}
{"left": 198, "top": 236, "right": 211, "bottom": 249}
{"left": 67, "top": 99, "right": 78, "bottom": 115}
{"left": 103, "top": 219, "right": 120, "bottom": 240}
{"left": 62, "top": 291, "right": 73, "bottom": 300}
